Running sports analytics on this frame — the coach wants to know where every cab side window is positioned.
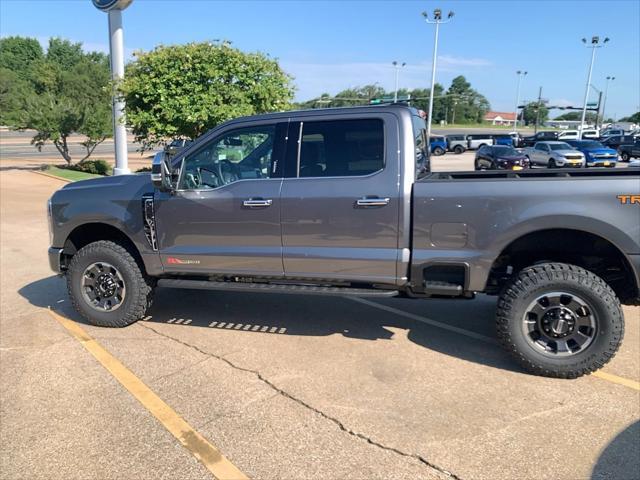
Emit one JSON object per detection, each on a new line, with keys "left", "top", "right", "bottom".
{"left": 179, "top": 125, "right": 277, "bottom": 190}
{"left": 297, "top": 119, "right": 384, "bottom": 178}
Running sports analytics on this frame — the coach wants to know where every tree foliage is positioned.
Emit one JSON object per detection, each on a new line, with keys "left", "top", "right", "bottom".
{"left": 295, "top": 75, "right": 490, "bottom": 125}
{"left": 0, "top": 36, "right": 112, "bottom": 164}
{"left": 553, "top": 111, "right": 598, "bottom": 124}
{"left": 619, "top": 112, "right": 640, "bottom": 123}
{"left": 0, "top": 36, "right": 43, "bottom": 78}
{"left": 121, "top": 41, "right": 294, "bottom": 149}
{"left": 522, "top": 101, "right": 549, "bottom": 126}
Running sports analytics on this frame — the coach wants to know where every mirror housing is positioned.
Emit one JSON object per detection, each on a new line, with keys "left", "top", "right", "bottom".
{"left": 151, "top": 151, "right": 173, "bottom": 191}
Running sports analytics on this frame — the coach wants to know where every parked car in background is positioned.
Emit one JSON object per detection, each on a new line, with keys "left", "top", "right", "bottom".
{"left": 558, "top": 130, "right": 580, "bottom": 141}
{"left": 492, "top": 134, "right": 514, "bottom": 146}
{"left": 466, "top": 134, "right": 494, "bottom": 150}
{"left": 600, "top": 127, "right": 625, "bottom": 138}
{"left": 524, "top": 141, "right": 585, "bottom": 168}
{"left": 580, "top": 128, "right": 599, "bottom": 139}
{"left": 521, "top": 131, "right": 559, "bottom": 147}
{"left": 618, "top": 139, "right": 640, "bottom": 162}
{"left": 601, "top": 134, "right": 636, "bottom": 150}
{"left": 445, "top": 134, "right": 467, "bottom": 154}
{"left": 564, "top": 140, "right": 617, "bottom": 168}
{"left": 475, "top": 145, "right": 529, "bottom": 170}
{"left": 164, "top": 138, "right": 193, "bottom": 157}
{"left": 430, "top": 135, "right": 447, "bottom": 156}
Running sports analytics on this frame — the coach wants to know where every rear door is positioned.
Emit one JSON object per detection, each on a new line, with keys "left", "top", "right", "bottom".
{"left": 279, "top": 114, "right": 401, "bottom": 284}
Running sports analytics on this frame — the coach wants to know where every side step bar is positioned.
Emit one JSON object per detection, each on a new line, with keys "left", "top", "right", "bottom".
{"left": 423, "top": 281, "right": 463, "bottom": 296}
{"left": 157, "top": 279, "right": 400, "bottom": 297}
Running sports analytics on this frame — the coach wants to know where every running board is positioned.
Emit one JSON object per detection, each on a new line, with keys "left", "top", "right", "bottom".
{"left": 423, "top": 281, "right": 463, "bottom": 296}
{"left": 157, "top": 279, "right": 400, "bottom": 297}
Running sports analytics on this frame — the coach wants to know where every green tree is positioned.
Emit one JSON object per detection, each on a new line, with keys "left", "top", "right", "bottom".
{"left": 620, "top": 112, "right": 640, "bottom": 123}
{"left": 2, "top": 39, "right": 112, "bottom": 163}
{"left": 121, "top": 41, "right": 294, "bottom": 149}
{"left": 445, "top": 76, "right": 490, "bottom": 124}
{"left": 0, "top": 36, "right": 43, "bottom": 79}
{"left": 554, "top": 111, "right": 597, "bottom": 124}
{"left": 522, "top": 101, "right": 549, "bottom": 126}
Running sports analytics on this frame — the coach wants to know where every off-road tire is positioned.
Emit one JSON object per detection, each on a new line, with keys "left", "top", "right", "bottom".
{"left": 621, "top": 152, "right": 630, "bottom": 162}
{"left": 67, "top": 240, "right": 155, "bottom": 327}
{"left": 454, "top": 145, "right": 465, "bottom": 154}
{"left": 496, "top": 262, "right": 624, "bottom": 378}
{"left": 433, "top": 146, "right": 445, "bottom": 156}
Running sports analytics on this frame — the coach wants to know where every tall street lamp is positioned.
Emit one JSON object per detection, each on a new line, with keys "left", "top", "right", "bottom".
{"left": 513, "top": 70, "right": 527, "bottom": 134}
{"left": 579, "top": 36, "right": 609, "bottom": 137}
{"left": 422, "top": 8, "right": 454, "bottom": 148}
{"left": 601, "top": 75, "right": 615, "bottom": 125}
{"left": 92, "top": 0, "right": 134, "bottom": 175}
{"left": 392, "top": 61, "right": 406, "bottom": 102}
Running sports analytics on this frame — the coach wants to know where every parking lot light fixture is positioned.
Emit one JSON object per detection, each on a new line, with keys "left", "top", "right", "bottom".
{"left": 422, "top": 8, "right": 454, "bottom": 151}
{"left": 513, "top": 70, "right": 527, "bottom": 134}
{"left": 392, "top": 61, "right": 406, "bottom": 103}
{"left": 579, "top": 36, "right": 609, "bottom": 137}
{"left": 602, "top": 76, "right": 615, "bottom": 125}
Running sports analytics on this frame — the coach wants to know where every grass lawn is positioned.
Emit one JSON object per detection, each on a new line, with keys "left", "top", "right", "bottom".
{"left": 44, "top": 165, "right": 104, "bottom": 182}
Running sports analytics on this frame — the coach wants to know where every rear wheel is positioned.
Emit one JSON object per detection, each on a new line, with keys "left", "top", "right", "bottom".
{"left": 433, "top": 146, "right": 445, "bottom": 156}
{"left": 496, "top": 263, "right": 624, "bottom": 378}
{"left": 621, "top": 152, "right": 630, "bottom": 162}
{"left": 67, "top": 240, "right": 155, "bottom": 327}
{"left": 453, "top": 145, "right": 465, "bottom": 154}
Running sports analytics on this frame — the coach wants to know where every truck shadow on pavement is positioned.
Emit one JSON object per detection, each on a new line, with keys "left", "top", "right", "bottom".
{"left": 591, "top": 420, "right": 640, "bottom": 480}
{"left": 19, "top": 275, "right": 522, "bottom": 374}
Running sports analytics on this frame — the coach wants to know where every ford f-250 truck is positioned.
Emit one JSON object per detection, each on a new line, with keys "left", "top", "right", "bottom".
{"left": 47, "top": 105, "right": 640, "bottom": 379}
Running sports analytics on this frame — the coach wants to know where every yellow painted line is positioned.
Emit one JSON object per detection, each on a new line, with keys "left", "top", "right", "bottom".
{"left": 30, "top": 170, "right": 71, "bottom": 183}
{"left": 592, "top": 371, "right": 640, "bottom": 391}
{"left": 47, "top": 309, "right": 249, "bottom": 480}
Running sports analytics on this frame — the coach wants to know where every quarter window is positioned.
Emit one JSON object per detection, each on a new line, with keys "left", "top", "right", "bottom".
{"left": 179, "top": 125, "right": 276, "bottom": 190}
{"left": 297, "top": 119, "right": 384, "bottom": 178}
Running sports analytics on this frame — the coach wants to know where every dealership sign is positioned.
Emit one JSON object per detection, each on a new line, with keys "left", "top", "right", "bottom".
{"left": 92, "top": 0, "right": 132, "bottom": 11}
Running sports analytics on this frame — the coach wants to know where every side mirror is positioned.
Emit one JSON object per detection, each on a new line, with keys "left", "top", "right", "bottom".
{"left": 151, "top": 151, "right": 174, "bottom": 191}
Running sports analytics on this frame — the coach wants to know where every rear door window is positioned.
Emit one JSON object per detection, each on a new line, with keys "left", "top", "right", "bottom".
{"left": 297, "top": 118, "right": 384, "bottom": 178}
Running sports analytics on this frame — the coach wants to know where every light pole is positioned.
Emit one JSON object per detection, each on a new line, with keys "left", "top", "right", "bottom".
{"left": 422, "top": 8, "right": 454, "bottom": 148}
{"left": 392, "top": 61, "right": 406, "bottom": 102}
{"left": 579, "top": 36, "right": 609, "bottom": 138}
{"left": 513, "top": 70, "right": 527, "bottom": 133}
{"left": 92, "top": 0, "right": 133, "bottom": 175}
{"left": 601, "top": 75, "right": 615, "bottom": 126}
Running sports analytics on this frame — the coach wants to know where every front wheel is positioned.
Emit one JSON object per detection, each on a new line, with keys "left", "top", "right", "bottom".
{"left": 453, "top": 145, "right": 465, "bottom": 154}
{"left": 496, "top": 263, "right": 624, "bottom": 378}
{"left": 548, "top": 159, "right": 557, "bottom": 168}
{"left": 621, "top": 152, "right": 630, "bottom": 162}
{"left": 67, "top": 240, "right": 155, "bottom": 327}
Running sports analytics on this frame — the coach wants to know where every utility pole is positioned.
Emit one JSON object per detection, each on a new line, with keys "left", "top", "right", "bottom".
{"left": 601, "top": 76, "right": 615, "bottom": 126}
{"left": 422, "top": 8, "right": 454, "bottom": 150}
{"left": 534, "top": 86, "right": 543, "bottom": 134}
{"left": 596, "top": 91, "right": 603, "bottom": 129}
{"left": 513, "top": 70, "right": 527, "bottom": 133}
{"left": 579, "top": 36, "right": 609, "bottom": 138}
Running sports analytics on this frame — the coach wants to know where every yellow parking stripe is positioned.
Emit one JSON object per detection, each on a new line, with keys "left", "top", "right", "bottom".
{"left": 592, "top": 371, "right": 640, "bottom": 391}
{"left": 47, "top": 309, "right": 249, "bottom": 480}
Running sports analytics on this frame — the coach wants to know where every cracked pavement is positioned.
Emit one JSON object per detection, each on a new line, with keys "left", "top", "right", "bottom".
{"left": 2, "top": 169, "right": 639, "bottom": 480}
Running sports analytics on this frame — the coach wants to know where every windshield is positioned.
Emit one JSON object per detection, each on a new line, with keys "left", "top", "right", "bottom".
{"left": 549, "top": 143, "right": 572, "bottom": 151}
{"left": 493, "top": 146, "right": 518, "bottom": 156}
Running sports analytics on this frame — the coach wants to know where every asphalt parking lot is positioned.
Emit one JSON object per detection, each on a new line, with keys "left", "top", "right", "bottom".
{"left": 1, "top": 168, "right": 639, "bottom": 480}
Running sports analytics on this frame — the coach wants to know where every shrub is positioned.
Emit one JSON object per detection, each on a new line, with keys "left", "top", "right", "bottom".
{"left": 136, "top": 166, "right": 152, "bottom": 172}
{"left": 68, "top": 159, "right": 110, "bottom": 175}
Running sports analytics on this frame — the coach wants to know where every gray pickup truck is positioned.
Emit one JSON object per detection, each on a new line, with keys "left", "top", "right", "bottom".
{"left": 48, "top": 105, "right": 640, "bottom": 378}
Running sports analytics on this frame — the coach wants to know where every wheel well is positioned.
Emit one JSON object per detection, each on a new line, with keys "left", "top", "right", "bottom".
{"left": 63, "top": 223, "right": 145, "bottom": 273}
{"left": 488, "top": 229, "right": 638, "bottom": 304}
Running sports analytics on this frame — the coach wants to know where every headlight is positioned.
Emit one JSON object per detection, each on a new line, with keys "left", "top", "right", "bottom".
{"left": 47, "top": 198, "right": 53, "bottom": 245}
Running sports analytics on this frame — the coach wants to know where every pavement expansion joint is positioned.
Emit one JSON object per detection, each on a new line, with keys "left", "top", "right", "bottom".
{"left": 138, "top": 322, "right": 463, "bottom": 480}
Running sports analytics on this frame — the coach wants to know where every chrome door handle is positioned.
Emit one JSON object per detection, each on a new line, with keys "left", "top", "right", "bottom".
{"left": 243, "top": 198, "right": 273, "bottom": 208}
{"left": 356, "top": 197, "right": 390, "bottom": 207}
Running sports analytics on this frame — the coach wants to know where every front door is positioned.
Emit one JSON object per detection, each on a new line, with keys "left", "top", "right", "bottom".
{"left": 155, "top": 122, "right": 287, "bottom": 276}
{"left": 280, "top": 115, "right": 401, "bottom": 284}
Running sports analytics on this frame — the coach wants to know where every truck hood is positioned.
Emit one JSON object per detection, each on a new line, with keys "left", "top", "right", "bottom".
{"left": 61, "top": 173, "right": 151, "bottom": 190}
{"left": 581, "top": 147, "right": 618, "bottom": 155}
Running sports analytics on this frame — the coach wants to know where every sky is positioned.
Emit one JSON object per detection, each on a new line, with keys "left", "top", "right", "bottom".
{"left": 1, "top": 0, "right": 639, "bottom": 118}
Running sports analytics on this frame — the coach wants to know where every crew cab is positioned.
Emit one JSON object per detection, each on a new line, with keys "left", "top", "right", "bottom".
{"left": 564, "top": 140, "right": 617, "bottom": 167}
{"left": 618, "top": 139, "right": 640, "bottom": 162}
{"left": 523, "top": 141, "right": 586, "bottom": 168}
{"left": 47, "top": 105, "right": 640, "bottom": 379}
{"left": 601, "top": 134, "right": 636, "bottom": 150}
{"left": 521, "top": 131, "right": 559, "bottom": 147}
